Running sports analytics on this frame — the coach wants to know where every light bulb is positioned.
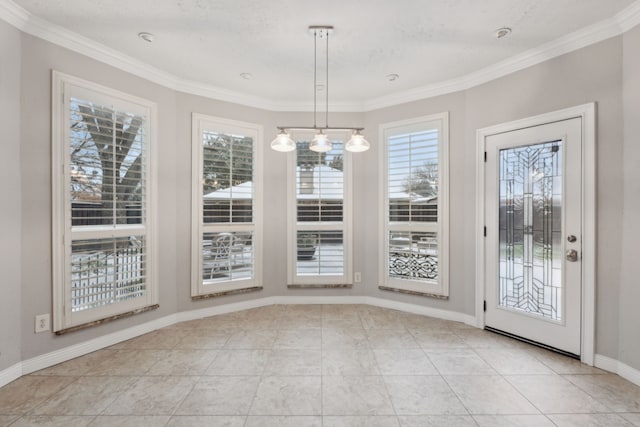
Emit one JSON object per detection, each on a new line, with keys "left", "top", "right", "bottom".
{"left": 345, "top": 131, "right": 370, "bottom": 152}
{"left": 309, "top": 130, "right": 332, "bottom": 152}
{"left": 270, "top": 130, "right": 296, "bottom": 152}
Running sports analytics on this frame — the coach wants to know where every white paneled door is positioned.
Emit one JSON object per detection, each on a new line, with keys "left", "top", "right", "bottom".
{"left": 484, "top": 118, "right": 582, "bottom": 356}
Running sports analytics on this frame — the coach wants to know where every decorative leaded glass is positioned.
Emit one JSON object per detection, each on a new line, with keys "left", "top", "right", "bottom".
{"left": 499, "top": 140, "right": 563, "bottom": 321}
{"left": 388, "top": 231, "right": 438, "bottom": 281}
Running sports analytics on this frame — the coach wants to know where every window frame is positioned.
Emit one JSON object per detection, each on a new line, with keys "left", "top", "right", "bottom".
{"left": 51, "top": 71, "right": 158, "bottom": 332}
{"left": 191, "top": 113, "right": 263, "bottom": 296}
{"left": 287, "top": 130, "right": 353, "bottom": 286}
{"left": 378, "top": 113, "right": 449, "bottom": 297}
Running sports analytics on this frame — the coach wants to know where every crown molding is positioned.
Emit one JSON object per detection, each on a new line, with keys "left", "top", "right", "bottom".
{"left": 0, "top": 0, "right": 27, "bottom": 28}
{"left": 618, "top": 0, "right": 640, "bottom": 32}
{"left": 363, "top": 9, "right": 634, "bottom": 111}
{"left": 1, "top": 0, "right": 639, "bottom": 112}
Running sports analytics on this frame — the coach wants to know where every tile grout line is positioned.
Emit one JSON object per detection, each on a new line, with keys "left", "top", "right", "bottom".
{"left": 6, "top": 305, "right": 640, "bottom": 425}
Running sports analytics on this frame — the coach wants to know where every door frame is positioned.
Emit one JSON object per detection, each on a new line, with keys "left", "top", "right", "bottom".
{"left": 475, "top": 103, "right": 596, "bottom": 365}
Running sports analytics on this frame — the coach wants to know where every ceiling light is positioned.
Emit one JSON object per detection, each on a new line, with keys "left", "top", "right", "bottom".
{"left": 310, "top": 130, "right": 332, "bottom": 152}
{"left": 270, "top": 129, "right": 296, "bottom": 152}
{"left": 495, "top": 27, "right": 512, "bottom": 39}
{"left": 271, "top": 25, "right": 369, "bottom": 154}
{"left": 138, "top": 32, "right": 155, "bottom": 43}
{"left": 345, "top": 130, "right": 371, "bottom": 152}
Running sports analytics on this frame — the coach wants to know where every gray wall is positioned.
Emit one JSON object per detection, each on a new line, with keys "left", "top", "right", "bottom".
{"left": 465, "top": 36, "right": 625, "bottom": 361}
{"left": 362, "top": 92, "right": 469, "bottom": 314}
{"left": 172, "top": 97, "right": 366, "bottom": 312}
{"left": 360, "top": 37, "right": 625, "bottom": 361}
{"left": 19, "top": 32, "right": 180, "bottom": 360}
{"left": 0, "top": 20, "right": 23, "bottom": 371}
{"left": 2, "top": 19, "right": 638, "bottom": 371}
{"left": 619, "top": 25, "right": 640, "bottom": 371}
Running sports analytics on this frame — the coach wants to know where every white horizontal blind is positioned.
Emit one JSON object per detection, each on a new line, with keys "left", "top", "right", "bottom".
{"left": 69, "top": 98, "right": 148, "bottom": 312}
{"left": 192, "top": 115, "right": 262, "bottom": 296}
{"left": 382, "top": 114, "right": 449, "bottom": 296}
{"left": 202, "top": 131, "right": 253, "bottom": 224}
{"left": 289, "top": 137, "right": 352, "bottom": 284}
{"left": 296, "top": 230, "right": 344, "bottom": 276}
{"left": 388, "top": 130, "right": 438, "bottom": 223}
{"left": 70, "top": 98, "right": 146, "bottom": 226}
{"left": 53, "top": 72, "right": 156, "bottom": 331}
{"left": 296, "top": 147, "right": 344, "bottom": 222}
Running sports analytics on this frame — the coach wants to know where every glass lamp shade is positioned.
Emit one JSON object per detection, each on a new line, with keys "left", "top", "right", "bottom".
{"left": 270, "top": 130, "right": 296, "bottom": 152}
{"left": 345, "top": 131, "right": 370, "bottom": 152}
{"left": 309, "top": 130, "right": 333, "bottom": 152}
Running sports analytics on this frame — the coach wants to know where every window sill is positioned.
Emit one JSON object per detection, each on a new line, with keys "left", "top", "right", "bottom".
{"left": 192, "top": 286, "right": 263, "bottom": 300}
{"left": 55, "top": 304, "right": 159, "bottom": 335}
{"left": 288, "top": 284, "right": 352, "bottom": 289}
{"left": 379, "top": 285, "right": 449, "bottom": 300}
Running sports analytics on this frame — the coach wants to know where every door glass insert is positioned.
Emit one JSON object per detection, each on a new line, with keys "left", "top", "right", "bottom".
{"left": 499, "top": 140, "right": 563, "bottom": 321}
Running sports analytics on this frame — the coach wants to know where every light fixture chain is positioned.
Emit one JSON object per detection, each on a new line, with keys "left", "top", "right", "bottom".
{"left": 325, "top": 28, "right": 329, "bottom": 128}
{"left": 313, "top": 29, "right": 317, "bottom": 129}
{"left": 271, "top": 25, "right": 369, "bottom": 153}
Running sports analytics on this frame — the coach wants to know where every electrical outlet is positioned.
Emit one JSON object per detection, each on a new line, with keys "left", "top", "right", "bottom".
{"left": 35, "top": 314, "right": 50, "bottom": 333}
{"left": 354, "top": 272, "right": 362, "bottom": 283}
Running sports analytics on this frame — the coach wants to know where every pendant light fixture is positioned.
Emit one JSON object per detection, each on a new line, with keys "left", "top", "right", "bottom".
{"left": 270, "top": 26, "right": 370, "bottom": 153}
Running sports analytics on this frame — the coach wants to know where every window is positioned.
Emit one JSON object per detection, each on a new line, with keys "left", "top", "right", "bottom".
{"left": 379, "top": 113, "right": 449, "bottom": 296}
{"left": 52, "top": 72, "right": 157, "bottom": 332}
{"left": 287, "top": 132, "right": 352, "bottom": 285}
{"left": 191, "top": 114, "right": 262, "bottom": 296}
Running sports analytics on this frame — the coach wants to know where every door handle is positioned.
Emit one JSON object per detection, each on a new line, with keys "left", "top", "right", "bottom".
{"left": 566, "top": 249, "right": 579, "bottom": 262}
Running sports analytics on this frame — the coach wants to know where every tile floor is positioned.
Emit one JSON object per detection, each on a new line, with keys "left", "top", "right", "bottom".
{"left": 1, "top": 304, "right": 640, "bottom": 426}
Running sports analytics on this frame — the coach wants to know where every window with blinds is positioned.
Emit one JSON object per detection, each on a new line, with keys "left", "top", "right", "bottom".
{"left": 288, "top": 136, "right": 352, "bottom": 285}
{"left": 52, "top": 72, "right": 157, "bottom": 332}
{"left": 192, "top": 114, "right": 262, "bottom": 296}
{"left": 380, "top": 114, "right": 449, "bottom": 296}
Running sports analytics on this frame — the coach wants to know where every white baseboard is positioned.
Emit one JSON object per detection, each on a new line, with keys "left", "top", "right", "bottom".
{"left": 176, "top": 297, "right": 278, "bottom": 323}
{"left": 5, "top": 299, "right": 639, "bottom": 391}
{"left": 619, "top": 361, "right": 640, "bottom": 387}
{"left": 0, "top": 362, "right": 21, "bottom": 388}
{"left": 274, "top": 296, "right": 365, "bottom": 305}
{"left": 593, "top": 354, "right": 618, "bottom": 373}
{"left": 20, "top": 313, "right": 177, "bottom": 377}
{"left": 594, "top": 353, "right": 640, "bottom": 387}
{"left": 364, "top": 296, "right": 477, "bottom": 326}
{"left": 0, "top": 297, "right": 476, "bottom": 388}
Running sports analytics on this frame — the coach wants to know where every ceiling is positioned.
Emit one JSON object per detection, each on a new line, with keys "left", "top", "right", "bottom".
{"left": 10, "top": 0, "right": 638, "bottom": 109}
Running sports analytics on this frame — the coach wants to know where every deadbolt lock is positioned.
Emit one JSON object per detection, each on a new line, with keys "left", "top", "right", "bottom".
{"left": 566, "top": 249, "right": 579, "bottom": 262}
{"left": 567, "top": 235, "right": 577, "bottom": 243}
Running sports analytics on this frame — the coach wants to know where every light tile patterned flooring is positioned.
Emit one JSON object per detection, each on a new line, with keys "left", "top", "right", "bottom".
{"left": 1, "top": 304, "right": 640, "bottom": 426}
